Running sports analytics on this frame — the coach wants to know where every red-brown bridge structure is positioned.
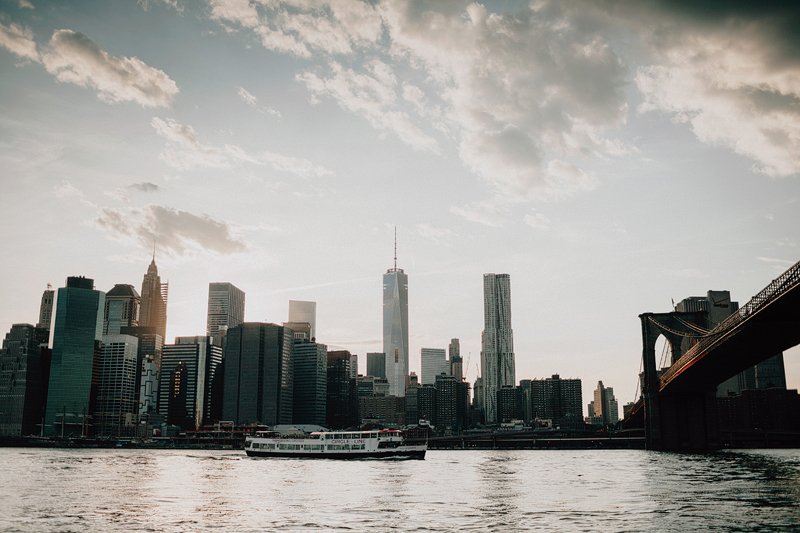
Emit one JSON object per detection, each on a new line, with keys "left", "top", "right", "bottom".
{"left": 635, "top": 260, "right": 800, "bottom": 450}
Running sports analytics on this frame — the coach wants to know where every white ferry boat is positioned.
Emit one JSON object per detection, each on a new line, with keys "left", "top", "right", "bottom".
{"left": 244, "top": 429, "right": 426, "bottom": 460}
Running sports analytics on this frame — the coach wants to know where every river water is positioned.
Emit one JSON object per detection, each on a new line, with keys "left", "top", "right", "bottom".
{"left": 1, "top": 448, "right": 799, "bottom": 531}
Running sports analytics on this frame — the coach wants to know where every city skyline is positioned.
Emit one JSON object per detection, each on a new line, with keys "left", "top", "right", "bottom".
{"left": 1, "top": 1, "right": 799, "bottom": 411}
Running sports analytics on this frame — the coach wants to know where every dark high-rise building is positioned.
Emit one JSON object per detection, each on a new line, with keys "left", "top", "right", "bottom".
{"left": 0, "top": 324, "right": 50, "bottom": 436}
{"left": 405, "top": 372, "right": 420, "bottom": 425}
{"left": 481, "top": 273, "right": 515, "bottom": 423}
{"left": 326, "top": 350, "right": 358, "bottom": 429}
{"left": 292, "top": 338, "right": 327, "bottom": 426}
{"left": 159, "top": 336, "right": 222, "bottom": 430}
{"left": 207, "top": 282, "right": 245, "bottom": 347}
{"left": 95, "top": 335, "right": 139, "bottom": 436}
{"left": 676, "top": 291, "right": 787, "bottom": 396}
{"left": 417, "top": 384, "right": 437, "bottom": 425}
{"left": 529, "top": 374, "right": 583, "bottom": 429}
{"left": 435, "top": 373, "right": 459, "bottom": 432}
{"left": 139, "top": 257, "right": 168, "bottom": 343}
{"left": 366, "top": 352, "right": 386, "bottom": 379}
{"left": 37, "top": 285, "right": 54, "bottom": 330}
{"left": 497, "top": 385, "right": 523, "bottom": 423}
{"left": 103, "top": 284, "right": 140, "bottom": 335}
{"left": 222, "top": 323, "right": 294, "bottom": 426}
{"left": 44, "top": 276, "right": 105, "bottom": 436}
{"left": 449, "top": 339, "right": 462, "bottom": 381}
{"left": 120, "top": 326, "right": 163, "bottom": 414}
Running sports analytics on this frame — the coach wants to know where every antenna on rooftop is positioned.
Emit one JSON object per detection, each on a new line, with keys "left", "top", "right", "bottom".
{"left": 393, "top": 226, "right": 397, "bottom": 270}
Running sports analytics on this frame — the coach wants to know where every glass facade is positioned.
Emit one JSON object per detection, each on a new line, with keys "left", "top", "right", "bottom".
{"left": 481, "top": 273, "right": 515, "bottom": 423}
{"left": 44, "top": 277, "right": 105, "bottom": 436}
{"left": 292, "top": 338, "right": 327, "bottom": 426}
{"left": 383, "top": 268, "right": 408, "bottom": 397}
{"left": 222, "top": 323, "right": 293, "bottom": 426}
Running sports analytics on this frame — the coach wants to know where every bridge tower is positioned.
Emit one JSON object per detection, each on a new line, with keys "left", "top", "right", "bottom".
{"left": 639, "top": 311, "right": 720, "bottom": 451}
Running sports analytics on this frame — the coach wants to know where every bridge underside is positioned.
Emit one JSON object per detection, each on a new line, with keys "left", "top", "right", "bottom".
{"left": 643, "top": 279, "right": 800, "bottom": 451}
{"left": 662, "top": 289, "right": 800, "bottom": 393}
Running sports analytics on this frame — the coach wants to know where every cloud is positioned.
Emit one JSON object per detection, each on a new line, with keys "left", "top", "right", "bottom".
{"left": 523, "top": 211, "right": 551, "bottom": 230}
{"left": 756, "top": 256, "right": 795, "bottom": 268}
{"left": 138, "top": 0, "right": 183, "bottom": 13}
{"left": 18, "top": 1, "right": 34, "bottom": 10}
{"left": 128, "top": 181, "right": 160, "bottom": 192}
{"left": 236, "top": 86, "right": 282, "bottom": 117}
{"left": 96, "top": 205, "right": 246, "bottom": 255}
{"left": 151, "top": 117, "right": 333, "bottom": 177}
{"left": 207, "top": 0, "right": 383, "bottom": 57}
{"left": 449, "top": 199, "right": 511, "bottom": 228}
{"left": 619, "top": 2, "right": 800, "bottom": 177}
{"left": 207, "top": 2, "right": 630, "bottom": 198}
{"left": 40, "top": 29, "right": 179, "bottom": 107}
{"left": 297, "top": 60, "right": 439, "bottom": 152}
{"left": 0, "top": 23, "right": 179, "bottom": 107}
{"left": 416, "top": 223, "right": 456, "bottom": 243}
{"left": 0, "top": 22, "right": 39, "bottom": 61}
{"left": 52, "top": 180, "right": 82, "bottom": 198}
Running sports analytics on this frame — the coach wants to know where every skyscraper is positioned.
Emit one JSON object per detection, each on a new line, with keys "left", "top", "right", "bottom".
{"left": 222, "top": 323, "right": 294, "bottom": 426}
{"left": 139, "top": 256, "right": 168, "bottom": 342}
{"left": 0, "top": 323, "right": 50, "bottom": 436}
{"left": 675, "top": 291, "right": 787, "bottom": 396}
{"left": 481, "top": 273, "right": 515, "bottom": 424}
{"left": 206, "top": 282, "right": 245, "bottom": 347}
{"left": 36, "top": 284, "right": 54, "bottom": 330}
{"left": 44, "top": 276, "right": 105, "bottom": 436}
{"left": 588, "top": 381, "right": 619, "bottom": 426}
{"left": 288, "top": 300, "right": 316, "bottom": 340}
{"left": 292, "top": 338, "right": 327, "bottom": 426}
{"left": 421, "top": 347, "right": 448, "bottom": 385}
{"left": 383, "top": 231, "right": 408, "bottom": 397}
{"left": 366, "top": 352, "right": 386, "bottom": 379}
{"left": 103, "top": 284, "right": 140, "bottom": 335}
{"left": 449, "top": 338, "right": 463, "bottom": 380}
{"left": 95, "top": 334, "right": 139, "bottom": 436}
{"left": 327, "top": 350, "right": 358, "bottom": 429}
{"left": 159, "top": 336, "right": 222, "bottom": 430}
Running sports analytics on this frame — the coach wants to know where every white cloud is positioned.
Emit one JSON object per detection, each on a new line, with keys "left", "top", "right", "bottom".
{"left": 207, "top": 0, "right": 383, "bottom": 57}
{"left": 18, "top": 0, "right": 34, "bottom": 10}
{"left": 628, "top": 6, "right": 800, "bottom": 177}
{"left": 1, "top": 23, "right": 179, "bottom": 107}
{"left": 0, "top": 22, "right": 39, "bottom": 61}
{"left": 151, "top": 117, "right": 333, "bottom": 177}
{"left": 52, "top": 180, "right": 82, "bottom": 199}
{"left": 40, "top": 29, "right": 179, "bottom": 108}
{"left": 416, "top": 223, "right": 456, "bottom": 243}
{"left": 138, "top": 0, "right": 183, "bottom": 13}
{"left": 449, "top": 199, "right": 510, "bottom": 228}
{"left": 523, "top": 211, "right": 551, "bottom": 230}
{"left": 236, "top": 86, "right": 282, "bottom": 117}
{"left": 96, "top": 205, "right": 246, "bottom": 255}
{"left": 297, "top": 61, "right": 439, "bottom": 152}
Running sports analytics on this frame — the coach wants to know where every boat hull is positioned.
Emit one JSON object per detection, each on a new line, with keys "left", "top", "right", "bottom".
{"left": 244, "top": 448, "right": 426, "bottom": 460}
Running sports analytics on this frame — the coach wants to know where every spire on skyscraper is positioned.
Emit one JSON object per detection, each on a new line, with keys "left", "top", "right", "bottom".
{"left": 394, "top": 226, "right": 397, "bottom": 270}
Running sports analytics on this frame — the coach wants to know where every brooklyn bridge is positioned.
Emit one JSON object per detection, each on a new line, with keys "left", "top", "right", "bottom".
{"left": 629, "top": 259, "right": 800, "bottom": 450}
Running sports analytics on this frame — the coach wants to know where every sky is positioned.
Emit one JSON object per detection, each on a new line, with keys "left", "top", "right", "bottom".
{"left": 1, "top": 0, "right": 799, "bottom": 412}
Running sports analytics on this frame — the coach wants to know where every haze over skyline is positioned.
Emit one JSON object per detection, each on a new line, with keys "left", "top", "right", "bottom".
{"left": 1, "top": 0, "right": 798, "bottom": 410}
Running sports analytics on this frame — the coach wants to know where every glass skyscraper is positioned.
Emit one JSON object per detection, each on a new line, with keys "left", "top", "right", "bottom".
{"left": 222, "top": 323, "right": 294, "bottom": 426}
{"left": 44, "top": 276, "right": 105, "bottom": 436}
{"left": 383, "top": 265, "right": 408, "bottom": 397}
{"left": 206, "top": 282, "right": 245, "bottom": 347}
{"left": 481, "top": 273, "right": 515, "bottom": 424}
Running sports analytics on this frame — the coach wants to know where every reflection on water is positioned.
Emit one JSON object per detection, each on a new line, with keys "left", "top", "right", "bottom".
{"left": 1, "top": 448, "right": 799, "bottom": 531}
